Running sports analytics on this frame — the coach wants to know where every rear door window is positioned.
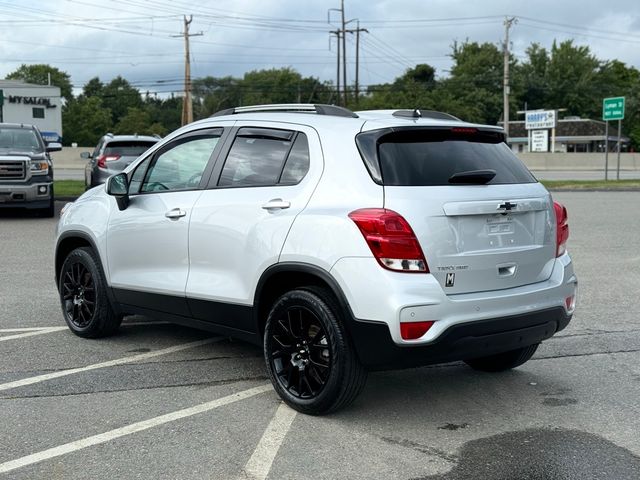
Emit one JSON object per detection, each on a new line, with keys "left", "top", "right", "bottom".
{"left": 357, "top": 128, "right": 536, "bottom": 186}
{"left": 218, "top": 128, "right": 309, "bottom": 187}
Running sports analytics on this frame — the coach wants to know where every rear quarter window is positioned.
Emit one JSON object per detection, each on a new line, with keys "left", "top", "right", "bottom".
{"left": 357, "top": 128, "right": 536, "bottom": 186}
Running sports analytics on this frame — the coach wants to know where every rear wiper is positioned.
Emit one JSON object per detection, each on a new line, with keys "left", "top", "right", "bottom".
{"left": 448, "top": 169, "right": 496, "bottom": 184}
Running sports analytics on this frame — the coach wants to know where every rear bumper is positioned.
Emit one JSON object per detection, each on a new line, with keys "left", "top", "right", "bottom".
{"left": 331, "top": 251, "right": 577, "bottom": 346}
{"left": 351, "top": 307, "right": 570, "bottom": 370}
{"left": 0, "top": 180, "right": 53, "bottom": 208}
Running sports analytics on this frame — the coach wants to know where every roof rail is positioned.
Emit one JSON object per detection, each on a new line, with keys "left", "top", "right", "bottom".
{"left": 392, "top": 109, "right": 461, "bottom": 121}
{"left": 210, "top": 103, "right": 359, "bottom": 119}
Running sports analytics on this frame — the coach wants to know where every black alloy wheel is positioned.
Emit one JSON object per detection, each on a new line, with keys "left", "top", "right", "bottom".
{"left": 61, "top": 261, "right": 96, "bottom": 329}
{"left": 58, "top": 247, "right": 122, "bottom": 338}
{"left": 269, "top": 306, "right": 331, "bottom": 399}
{"left": 264, "top": 288, "right": 367, "bottom": 415}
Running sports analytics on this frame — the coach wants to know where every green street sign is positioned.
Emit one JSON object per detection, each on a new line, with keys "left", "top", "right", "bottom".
{"left": 603, "top": 96, "right": 625, "bottom": 121}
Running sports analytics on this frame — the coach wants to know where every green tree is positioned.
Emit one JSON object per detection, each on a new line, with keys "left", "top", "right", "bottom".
{"left": 114, "top": 107, "right": 166, "bottom": 136}
{"left": 6, "top": 64, "right": 73, "bottom": 101}
{"left": 442, "top": 41, "right": 505, "bottom": 123}
{"left": 193, "top": 76, "right": 243, "bottom": 117}
{"left": 241, "top": 68, "right": 331, "bottom": 106}
{"left": 544, "top": 40, "right": 601, "bottom": 116}
{"left": 144, "top": 94, "right": 182, "bottom": 133}
{"left": 62, "top": 97, "right": 112, "bottom": 146}
{"left": 359, "top": 64, "right": 437, "bottom": 110}
{"left": 101, "top": 76, "right": 143, "bottom": 124}
{"left": 82, "top": 77, "right": 104, "bottom": 98}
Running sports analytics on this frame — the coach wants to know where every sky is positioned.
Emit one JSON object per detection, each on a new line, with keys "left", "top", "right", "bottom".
{"left": 1, "top": 0, "right": 639, "bottom": 96}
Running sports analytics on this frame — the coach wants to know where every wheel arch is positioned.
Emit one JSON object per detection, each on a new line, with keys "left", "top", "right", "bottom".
{"left": 55, "top": 231, "right": 101, "bottom": 290}
{"left": 253, "top": 262, "right": 357, "bottom": 339}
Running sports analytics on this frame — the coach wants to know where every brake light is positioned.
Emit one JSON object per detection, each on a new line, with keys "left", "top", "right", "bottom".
{"left": 97, "top": 154, "right": 121, "bottom": 168}
{"left": 451, "top": 127, "right": 478, "bottom": 134}
{"left": 400, "top": 321, "right": 434, "bottom": 340}
{"left": 348, "top": 208, "right": 429, "bottom": 273}
{"left": 554, "top": 201, "right": 569, "bottom": 257}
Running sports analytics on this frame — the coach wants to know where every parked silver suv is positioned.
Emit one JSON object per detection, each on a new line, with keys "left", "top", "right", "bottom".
{"left": 55, "top": 104, "right": 577, "bottom": 414}
{"left": 82, "top": 133, "right": 160, "bottom": 188}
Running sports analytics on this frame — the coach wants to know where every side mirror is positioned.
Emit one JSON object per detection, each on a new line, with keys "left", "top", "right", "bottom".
{"left": 106, "top": 173, "right": 129, "bottom": 211}
{"left": 80, "top": 151, "right": 92, "bottom": 159}
{"left": 46, "top": 142, "right": 62, "bottom": 152}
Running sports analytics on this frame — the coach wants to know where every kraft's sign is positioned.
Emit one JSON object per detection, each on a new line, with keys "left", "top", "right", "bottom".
{"left": 525, "top": 110, "right": 556, "bottom": 130}
{"left": 8, "top": 96, "right": 56, "bottom": 108}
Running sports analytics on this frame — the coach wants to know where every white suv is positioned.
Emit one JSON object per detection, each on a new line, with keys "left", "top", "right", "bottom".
{"left": 55, "top": 104, "right": 577, "bottom": 414}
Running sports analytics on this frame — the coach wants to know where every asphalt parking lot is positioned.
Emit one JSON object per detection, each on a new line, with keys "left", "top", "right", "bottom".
{"left": 1, "top": 192, "right": 639, "bottom": 479}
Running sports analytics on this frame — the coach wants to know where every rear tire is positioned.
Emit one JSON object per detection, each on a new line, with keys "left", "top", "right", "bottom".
{"left": 263, "top": 287, "right": 367, "bottom": 415}
{"left": 59, "top": 247, "right": 122, "bottom": 338}
{"left": 464, "top": 344, "right": 539, "bottom": 372}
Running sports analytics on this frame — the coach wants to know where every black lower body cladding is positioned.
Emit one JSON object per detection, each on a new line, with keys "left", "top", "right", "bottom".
{"left": 350, "top": 307, "right": 571, "bottom": 371}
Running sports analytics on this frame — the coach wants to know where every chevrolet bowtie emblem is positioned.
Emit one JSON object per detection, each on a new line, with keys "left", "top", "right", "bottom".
{"left": 498, "top": 201, "right": 517, "bottom": 211}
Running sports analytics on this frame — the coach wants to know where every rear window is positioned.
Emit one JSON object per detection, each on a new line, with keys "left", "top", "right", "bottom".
{"left": 357, "top": 128, "right": 535, "bottom": 186}
{"left": 105, "top": 141, "right": 156, "bottom": 157}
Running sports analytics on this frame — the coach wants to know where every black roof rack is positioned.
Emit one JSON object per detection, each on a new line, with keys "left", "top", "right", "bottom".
{"left": 392, "top": 109, "right": 461, "bottom": 121}
{"left": 210, "top": 103, "right": 359, "bottom": 119}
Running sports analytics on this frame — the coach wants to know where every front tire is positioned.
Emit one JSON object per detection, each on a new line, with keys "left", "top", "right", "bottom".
{"left": 264, "top": 287, "right": 367, "bottom": 415}
{"left": 464, "top": 344, "right": 539, "bottom": 372}
{"left": 59, "top": 247, "right": 122, "bottom": 338}
{"left": 40, "top": 196, "right": 55, "bottom": 218}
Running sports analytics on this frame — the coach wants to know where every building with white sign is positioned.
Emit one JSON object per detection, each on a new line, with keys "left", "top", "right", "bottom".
{"left": 503, "top": 117, "right": 629, "bottom": 153}
{"left": 0, "top": 80, "right": 63, "bottom": 142}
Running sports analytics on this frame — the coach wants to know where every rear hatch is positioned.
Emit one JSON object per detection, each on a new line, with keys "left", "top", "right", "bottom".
{"left": 356, "top": 126, "right": 556, "bottom": 294}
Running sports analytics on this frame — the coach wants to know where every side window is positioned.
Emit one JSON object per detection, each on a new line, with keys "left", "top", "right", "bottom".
{"left": 218, "top": 128, "right": 294, "bottom": 187}
{"left": 140, "top": 134, "right": 220, "bottom": 193}
{"left": 129, "top": 156, "right": 151, "bottom": 194}
{"left": 218, "top": 128, "right": 310, "bottom": 187}
{"left": 279, "top": 133, "right": 309, "bottom": 185}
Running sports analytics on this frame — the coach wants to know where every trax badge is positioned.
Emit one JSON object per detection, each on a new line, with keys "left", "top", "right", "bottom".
{"left": 445, "top": 272, "right": 455, "bottom": 287}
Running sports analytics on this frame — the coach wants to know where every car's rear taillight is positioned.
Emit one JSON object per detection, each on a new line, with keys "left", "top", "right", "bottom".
{"left": 97, "top": 154, "right": 121, "bottom": 168}
{"left": 348, "top": 208, "right": 429, "bottom": 273}
{"left": 554, "top": 201, "right": 569, "bottom": 257}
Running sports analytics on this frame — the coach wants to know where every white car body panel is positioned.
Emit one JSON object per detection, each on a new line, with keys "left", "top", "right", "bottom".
{"left": 107, "top": 190, "right": 203, "bottom": 295}
{"left": 187, "top": 122, "right": 324, "bottom": 305}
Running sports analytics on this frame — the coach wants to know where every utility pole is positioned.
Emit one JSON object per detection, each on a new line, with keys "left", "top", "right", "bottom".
{"left": 173, "top": 15, "right": 202, "bottom": 126}
{"left": 346, "top": 22, "right": 368, "bottom": 107}
{"left": 503, "top": 16, "right": 517, "bottom": 140}
{"left": 341, "top": 0, "right": 347, "bottom": 106}
{"left": 329, "top": 30, "right": 341, "bottom": 105}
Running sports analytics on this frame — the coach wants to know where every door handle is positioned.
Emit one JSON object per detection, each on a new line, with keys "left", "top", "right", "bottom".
{"left": 165, "top": 208, "right": 187, "bottom": 219}
{"left": 261, "top": 199, "right": 291, "bottom": 210}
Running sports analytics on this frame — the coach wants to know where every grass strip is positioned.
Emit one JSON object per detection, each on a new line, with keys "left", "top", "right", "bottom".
{"left": 54, "top": 180, "right": 85, "bottom": 198}
{"left": 541, "top": 179, "right": 640, "bottom": 190}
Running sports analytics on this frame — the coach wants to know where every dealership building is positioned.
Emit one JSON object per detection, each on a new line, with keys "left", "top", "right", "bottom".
{"left": 0, "top": 80, "right": 63, "bottom": 142}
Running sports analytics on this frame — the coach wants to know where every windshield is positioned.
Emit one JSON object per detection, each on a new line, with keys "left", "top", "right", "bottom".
{"left": 0, "top": 128, "right": 43, "bottom": 151}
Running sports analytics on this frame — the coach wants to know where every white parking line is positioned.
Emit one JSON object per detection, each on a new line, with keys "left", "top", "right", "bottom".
{"left": 0, "top": 328, "right": 62, "bottom": 332}
{"left": 0, "top": 327, "right": 67, "bottom": 342}
{"left": 0, "top": 337, "right": 222, "bottom": 392}
{"left": 0, "top": 321, "right": 181, "bottom": 343}
{"left": 241, "top": 402, "right": 298, "bottom": 480}
{"left": 0, "top": 384, "right": 272, "bottom": 475}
